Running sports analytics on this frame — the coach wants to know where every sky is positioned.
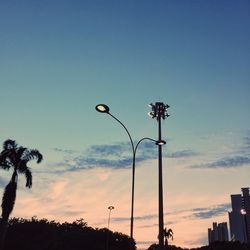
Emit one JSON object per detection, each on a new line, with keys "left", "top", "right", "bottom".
{"left": 0, "top": 0, "right": 250, "bottom": 249}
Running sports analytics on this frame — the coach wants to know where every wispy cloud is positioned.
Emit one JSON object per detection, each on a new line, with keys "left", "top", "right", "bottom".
{"left": 52, "top": 142, "right": 197, "bottom": 172}
{"left": 190, "top": 155, "right": 250, "bottom": 169}
{"left": 53, "top": 148, "right": 80, "bottom": 154}
{"left": 113, "top": 214, "right": 157, "bottom": 222}
{"left": 136, "top": 241, "right": 157, "bottom": 246}
{"left": 138, "top": 221, "right": 176, "bottom": 229}
{"left": 110, "top": 203, "right": 230, "bottom": 225}
{"left": 191, "top": 203, "right": 231, "bottom": 219}
{"left": 50, "top": 209, "right": 85, "bottom": 217}
{"left": 87, "top": 143, "right": 130, "bottom": 157}
{"left": 168, "top": 150, "right": 198, "bottom": 158}
{"left": 75, "top": 156, "right": 132, "bottom": 169}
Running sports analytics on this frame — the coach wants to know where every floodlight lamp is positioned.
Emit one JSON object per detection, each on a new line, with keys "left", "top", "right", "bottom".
{"left": 95, "top": 104, "right": 110, "bottom": 113}
{"left": 108, "top": 206, "right": 115, "bottom": 210}
{"left": 148, "top": 111, "right": 156, "bottom": 118}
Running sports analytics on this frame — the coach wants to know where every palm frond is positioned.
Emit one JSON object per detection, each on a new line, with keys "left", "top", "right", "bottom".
{"left": 0, "top": 151, "right": 6, "bottom": 160}
{"left": 24, "top": 149, "right": 43, "bottom": 163}
{"left": 16, "top": 162, "right": 32, "bottom": 188}
{"left": 17, "top": 160, "right": 28, "bottom": 173}
{"left": 0, "top": 149, "right": 14, "bottom": 160}
{"left": 0, "top": 149, "right": 16, "bottom": 165}
{"left": 24, "top": 168, "right": 32, "bottom": 188}
{"left": 3, "top": 140, "right": 17, "bottom": 151}
{"left": 0, "top": 163, "right": 11, "bottom": 170}
{"left": 17, "top": 147, "right": 28, "bottom": 160}
{"left": 0, "top": 151, "right": 12, "bottom": 170}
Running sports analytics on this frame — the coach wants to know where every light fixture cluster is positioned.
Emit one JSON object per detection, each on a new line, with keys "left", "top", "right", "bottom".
{"left": 148, "top": 102, "right": 170, "bottom": 120}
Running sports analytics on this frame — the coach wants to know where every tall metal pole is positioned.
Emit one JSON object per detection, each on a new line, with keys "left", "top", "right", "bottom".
{"left": 149, "top": 102, "right": 170, "bottom": 250}
{"left": 107, "top": 112, "right": 136, "bottom": 250}
{"left": 158, "top": 111, "right": 164, "bottom": 249}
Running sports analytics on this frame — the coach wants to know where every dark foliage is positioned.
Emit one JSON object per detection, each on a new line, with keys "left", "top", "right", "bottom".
{"left": 191, "top": 241, "right": 250, "bottom": 250}
{"left": 148, "top": 241, "right": 250, "bottom": 250}
{"left": 4, "top": 217, "right": 135, "bottom": 250}
{"left": 147, "top": 244, "right": 185, "bottom": 250}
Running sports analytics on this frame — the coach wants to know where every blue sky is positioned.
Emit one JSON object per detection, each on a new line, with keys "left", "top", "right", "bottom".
{"left": 0, "top": 0, "right": 250, "bottom": 249}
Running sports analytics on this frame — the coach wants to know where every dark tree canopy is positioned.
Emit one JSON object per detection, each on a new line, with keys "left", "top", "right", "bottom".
{"left": 4, "top": 217, "right": 135, "bottom": 250}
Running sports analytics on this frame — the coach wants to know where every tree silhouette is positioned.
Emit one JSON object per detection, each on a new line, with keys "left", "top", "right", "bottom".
{"left": 0, "top": 139, "right": 43, "bottom": 249}
{"left": 164, "top": 228, "right": 173, "bottom": 246}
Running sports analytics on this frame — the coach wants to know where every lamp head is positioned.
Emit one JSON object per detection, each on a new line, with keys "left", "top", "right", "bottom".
{"left": 155, "top": 140, "right": 166, "bottom": 145}
{"left": 241, "top": 209, "right": 246, "bottom": 215}
{"left": 108, "top": 206, "right": 115, "bottom": 210}
{"left": 95, "top": 104, "right": 110, "bottom": 113}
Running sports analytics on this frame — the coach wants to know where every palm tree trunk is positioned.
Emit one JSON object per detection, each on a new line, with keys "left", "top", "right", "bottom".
{"left": 0, "top": 174, "right": 17, "bottom": 250}
{"left": 0, "top": 218, "right": 8, "bottom": 250}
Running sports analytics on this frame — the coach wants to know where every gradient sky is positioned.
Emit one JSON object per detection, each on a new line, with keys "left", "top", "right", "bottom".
{"left": 0, "top": 0, "right": 250, "bottom": 249}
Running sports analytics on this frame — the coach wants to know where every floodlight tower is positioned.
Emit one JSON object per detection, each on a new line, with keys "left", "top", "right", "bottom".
{"left": 148, "top": 102, "right": 170, "bottom": 250}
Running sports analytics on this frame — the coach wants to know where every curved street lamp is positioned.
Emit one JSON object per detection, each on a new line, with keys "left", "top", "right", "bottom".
{"left": 96, "top": 104, "right": 165, "bottom": 250}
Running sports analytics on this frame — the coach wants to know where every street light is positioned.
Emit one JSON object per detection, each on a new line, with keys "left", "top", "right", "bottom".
{"left": 107, "top": 206, "right": 115, "bottom": 230}
{"left": 106, "top": 206, "right": 114, "bottom": 250}
{"left": 149, "top": 102, "right": 170, "bottom": 250}
{"left": 96, "top": 104, "right": 165, "bottom": 250}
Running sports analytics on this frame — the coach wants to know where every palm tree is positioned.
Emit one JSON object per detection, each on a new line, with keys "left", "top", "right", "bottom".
{"left": 0, "top": 139, "right": 43, "bottom": 249}
{"left": 164, "top": 228, "right": 173, "bottom": 247}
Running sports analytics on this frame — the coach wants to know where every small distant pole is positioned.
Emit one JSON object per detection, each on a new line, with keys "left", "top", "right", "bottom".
{"left": 107, "top": 206, "right": 114, "bottom": 230}
{"left": 106, "top": 206, "right": 114, "bottom": 250}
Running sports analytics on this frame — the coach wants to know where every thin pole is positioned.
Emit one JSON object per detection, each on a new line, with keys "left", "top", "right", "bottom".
{"left": 158, "top": 115, "right": 164, "bottom": 249}
{"left": 131, "top": 137, "right": 157, "bottom": 250}
{"left": 107, "top": 208, "right": 112, "bottom": 230}
{"left": 107, "top": 113, "right": 136, "bottom": 250}
{"left": 106, "top": 206, "right": 114, "bottom": 250}
{"left": 107, "top": 113, "right": 157, "bottom": 250}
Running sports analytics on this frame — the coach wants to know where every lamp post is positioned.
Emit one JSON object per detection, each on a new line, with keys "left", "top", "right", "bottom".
{"left": 95, "top": 104, "right": 165, "bottom": 250}
{"left": 107, "top": 206, "right": 115, "bottom": 230}
{"left": 106, "top": 206, "right": 114, "bottom": 250}
{"left": 148, "top": 102, "right": 170, "bottom": 250}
